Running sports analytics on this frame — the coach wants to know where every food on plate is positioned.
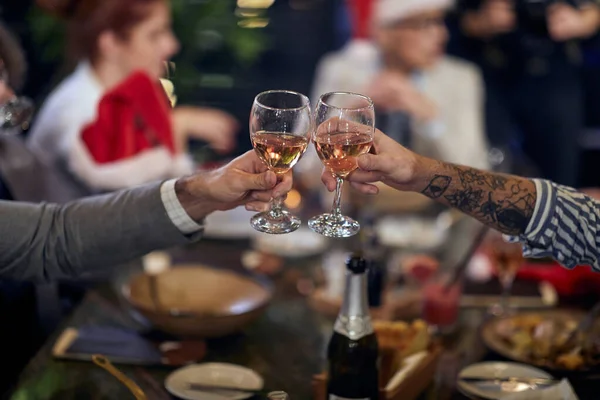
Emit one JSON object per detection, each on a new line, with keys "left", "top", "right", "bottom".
{"left": 556, "top": 350, "right": 585, "bottom": 370}
{"left": 493, "top": 313, "right": 600, "bottom": 370}
{"left": 373, "top": 319, "right": 431, "bottom": 381}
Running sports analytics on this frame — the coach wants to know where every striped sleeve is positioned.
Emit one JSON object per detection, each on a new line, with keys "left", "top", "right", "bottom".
{"left": 505, "top": 179, "right": 600, "bottom": 270}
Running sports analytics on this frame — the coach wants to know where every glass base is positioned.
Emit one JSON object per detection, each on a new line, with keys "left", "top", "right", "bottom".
{"left": 250, "top": 210, "right": 301, "bottom": 234}
{"left": 308, "top": 213, "right": 360, "bottom": 238}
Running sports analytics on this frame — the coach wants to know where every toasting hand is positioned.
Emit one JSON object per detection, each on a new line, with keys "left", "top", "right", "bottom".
{"left": 175, "top": 150, "right": 293, "bottom": 220}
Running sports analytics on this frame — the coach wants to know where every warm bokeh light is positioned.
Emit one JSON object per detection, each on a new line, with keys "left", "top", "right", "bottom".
{"left": 284, "top": 189, "right": 302, "bottom": 209}
{"left": 235, "top": 8, "right": 263, "bottom": 17}
{"left": 238, "top": 18, "right": 270, "bottom": 28}
{"left": 237, "top": 0, "right": 275, "bottom": 8}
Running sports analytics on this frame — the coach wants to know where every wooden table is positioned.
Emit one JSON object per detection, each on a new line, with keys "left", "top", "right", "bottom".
{"left": 11, "top": 225, "right": 600, "bottom": 400}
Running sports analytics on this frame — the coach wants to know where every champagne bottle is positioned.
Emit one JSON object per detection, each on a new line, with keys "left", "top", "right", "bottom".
{"left": 327, "top": 254, "right": 379, "bottom": 400}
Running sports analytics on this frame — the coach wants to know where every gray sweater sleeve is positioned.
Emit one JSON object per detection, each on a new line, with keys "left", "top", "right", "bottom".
{"left": 0, "top": 183, "right": 202, "bottom": 281}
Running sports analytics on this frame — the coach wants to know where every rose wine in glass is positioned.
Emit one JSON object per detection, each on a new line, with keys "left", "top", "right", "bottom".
{"left": 252, "top": 131, "right": 308, "bottom": 175}
{"left": 314, "top": 131, "right": 373, "bottom": 178}
{"left": 309, "top": 92, "right": 374, "bottom": 238}
{"left": 249, "top": 90, "right": 312, "bottom": 234}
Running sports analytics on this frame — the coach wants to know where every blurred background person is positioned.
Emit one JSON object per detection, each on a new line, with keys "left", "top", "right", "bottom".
{"left": 447, "top": 0, "right": 600, "bottom": 186}
{"left": 27, "top": 0, "right": 239, "bottom": 195}
{"left": 311, "top": 0, "right": 490, "bottom": 171}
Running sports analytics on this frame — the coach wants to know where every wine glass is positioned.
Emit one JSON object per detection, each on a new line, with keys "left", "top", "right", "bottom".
{"left": 488, "top": 234, "right": 524, "bottom": 317}
{"left": 249, "top": 90, "right": 312, "bottom": 234}
{"left": 0, "top": 61, "right": 34, "bottom": 131}
{"left": 308, "top": 92, "right": 375, "bottom": 238}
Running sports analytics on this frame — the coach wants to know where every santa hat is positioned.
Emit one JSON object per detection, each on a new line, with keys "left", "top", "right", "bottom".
{"left": 348, "top": 0, "right": 375, "bottom": 39}
{"left": 373, "top": 0, "right": 455, "bottom": 27}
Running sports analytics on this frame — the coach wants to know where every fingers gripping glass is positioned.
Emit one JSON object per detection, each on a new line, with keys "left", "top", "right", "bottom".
{"left": 308, "top": 92, "right": 375, "bottom": 238}
{"left": 249, "top": 90, "right": 312, "bottom": 234}
{"left": 0, "top": 61, "right": 34, "bottom": 131}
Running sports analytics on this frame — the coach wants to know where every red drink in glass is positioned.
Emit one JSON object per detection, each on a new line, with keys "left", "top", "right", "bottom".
{"left": 422, "top": 277, "right": 461, "bottom": 333}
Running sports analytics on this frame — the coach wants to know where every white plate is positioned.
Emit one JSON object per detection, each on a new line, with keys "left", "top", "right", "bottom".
{"left": 457, "top": 362, "right": 554, "bottom": 400}
{"left": 164, "top": 362, "right": 264, "bottom": 400}
{"left": 252, "top": 228, "right": 328, "bottom": 257}
{"left": 204, "top": 208, "right": 256, "bottom": 239}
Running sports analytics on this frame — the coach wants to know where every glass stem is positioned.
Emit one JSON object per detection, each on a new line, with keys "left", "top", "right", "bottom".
{"left": 331, "top": 177, "right": 344, "bottom": 220}
{"left": 269, "top": 195, "right": 285, "bottom": 219}
{"left": 268, "top": 174, "right": 285, "bottom": 219}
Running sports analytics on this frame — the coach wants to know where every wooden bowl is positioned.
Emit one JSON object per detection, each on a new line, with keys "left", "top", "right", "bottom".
{"left": 121, "top": 265, "right": 273, "bottom": 338}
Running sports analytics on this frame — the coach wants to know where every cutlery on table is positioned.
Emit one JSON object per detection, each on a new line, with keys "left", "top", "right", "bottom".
{"left": 186, "top": 382, "right": 262, "bottom": 394}
{"left": 92, "top": 354, "right": 148, "bottom": 400}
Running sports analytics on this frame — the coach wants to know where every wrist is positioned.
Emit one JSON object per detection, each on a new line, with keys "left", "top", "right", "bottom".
{"left": 387, "top": 153, "right": 433, "bottom": 193}
{"left": 408, "top": 155, "right": 438, "bottom": 192}
{"left": 174, "top": 173, "right": 220, "bottom": 222}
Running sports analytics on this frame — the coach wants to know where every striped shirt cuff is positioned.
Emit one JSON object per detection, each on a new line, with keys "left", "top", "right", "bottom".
{"left": 160, "top": 179, "right": 204, "bottom": 235}
{"left": 524, "top": 179, "right": 555, "bottom": 239}
{"left": 504, "top": 179, "right": 556, "bottom": 247}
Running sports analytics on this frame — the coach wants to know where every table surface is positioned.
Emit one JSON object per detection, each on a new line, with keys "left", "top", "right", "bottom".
{"left": 11, "top": 219, "right": 600, "bottom": 400}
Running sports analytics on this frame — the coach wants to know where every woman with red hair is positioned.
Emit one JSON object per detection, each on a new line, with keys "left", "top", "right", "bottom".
{"left": 28, "top": 0, "right": 238, "bottom": 193}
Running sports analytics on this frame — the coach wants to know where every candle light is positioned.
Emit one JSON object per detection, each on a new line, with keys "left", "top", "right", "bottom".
{"left": 284, "top": 189, "right": 302, "bottom": 209}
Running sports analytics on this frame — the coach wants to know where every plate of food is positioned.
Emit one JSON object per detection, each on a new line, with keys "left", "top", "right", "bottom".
{"left": 481, "top": 310, "right": 600, "bottom": 373}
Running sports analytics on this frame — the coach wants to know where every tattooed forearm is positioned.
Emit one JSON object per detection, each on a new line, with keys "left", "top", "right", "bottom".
{"left": 419, "top": 162, "right": 536, "bottom": 235}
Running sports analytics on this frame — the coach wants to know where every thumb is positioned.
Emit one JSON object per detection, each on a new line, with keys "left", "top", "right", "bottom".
{"left": 246, "top": 170, "right": 277, "bottom": 191}
{"left": 357, "top": 154, "right": 390, "bottom": 174}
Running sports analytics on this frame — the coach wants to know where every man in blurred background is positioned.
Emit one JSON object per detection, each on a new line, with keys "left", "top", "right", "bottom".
{"left": 448, "top": 0, "right": 600, "bottom": 186}
{"left": 312, "top": 0, "right": 490, "bottom": 170}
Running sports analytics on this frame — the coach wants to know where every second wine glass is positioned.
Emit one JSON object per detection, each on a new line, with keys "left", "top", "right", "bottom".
{"left": 250, "top": 90, "right": 312, "bottom": 234}
{"left": 309, "top": 92, "right": 375, "bottom": 238}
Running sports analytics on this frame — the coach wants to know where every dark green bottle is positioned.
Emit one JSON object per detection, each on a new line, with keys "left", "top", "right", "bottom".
{"left": 327, "top": 255, "right": 379, "bottom": 400}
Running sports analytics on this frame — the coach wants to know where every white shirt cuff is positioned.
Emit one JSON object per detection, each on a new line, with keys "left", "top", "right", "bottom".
{"left": 160, "top": 179, "right": 204, "bottom": 234}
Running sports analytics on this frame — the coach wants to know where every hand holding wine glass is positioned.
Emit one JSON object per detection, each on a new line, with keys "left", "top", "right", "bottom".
{"left": 309, "top": 92, "right": 375, "bottom": 238}
{"left": 249, "top": 90, "right": 312, "bottom": 234}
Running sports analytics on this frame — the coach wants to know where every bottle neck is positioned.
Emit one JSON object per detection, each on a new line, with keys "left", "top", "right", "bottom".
{"left": 334, "top": 270, "right": 373, "bottom": 340}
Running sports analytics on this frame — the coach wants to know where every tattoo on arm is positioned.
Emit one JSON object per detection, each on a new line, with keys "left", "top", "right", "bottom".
{"left": 421, "top": 175, "right": 452, "bottom": 198}
{"left": 420, "top": 164, "right": 535, "bottom": 235}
